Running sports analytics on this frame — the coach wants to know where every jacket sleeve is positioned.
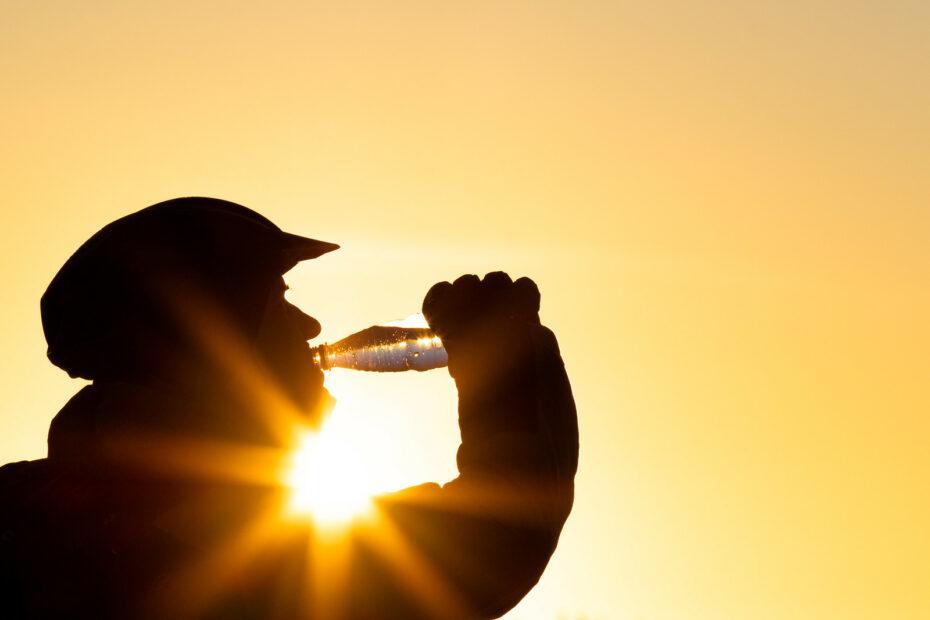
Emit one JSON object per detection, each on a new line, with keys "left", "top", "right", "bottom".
{"left": 345, "top": 322, "right": 578, "bottom": 619}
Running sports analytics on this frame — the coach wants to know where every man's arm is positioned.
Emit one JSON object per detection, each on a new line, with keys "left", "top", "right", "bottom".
{"left": 347, "top": 273, "right": 578, "bottom": 619}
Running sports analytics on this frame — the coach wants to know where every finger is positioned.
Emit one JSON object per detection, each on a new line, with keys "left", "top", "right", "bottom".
{"left": 481, "top": 271, "right": 513, "bottom": 319}
{"left": 512, "top": 276, "right": 541, "bottom": 321}
{"left": 452, "top": 273, "right": 481, "bottom": 289}
{"left": 482, "top": 271, "right": 513, "bottom": 286}
{"left": 482, "top": 271, "right": 513, "bottom": 299}
{"left": 422, "top": 281, "right": 452, "bottom": 325}
{"left": 450, "top": 274, "right": 481, "bottom": 315}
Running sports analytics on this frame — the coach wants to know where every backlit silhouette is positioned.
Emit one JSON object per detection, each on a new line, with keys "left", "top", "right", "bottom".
{"left": 0, "top": 197, "right": 578, "bottom": 619}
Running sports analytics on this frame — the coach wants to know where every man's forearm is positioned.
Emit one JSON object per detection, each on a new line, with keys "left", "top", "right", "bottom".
{"left": 450, "top": 323, "right": 577, "bottom": 528}
{"left": 349, "top": 274, "right": 579, "bottom": 619}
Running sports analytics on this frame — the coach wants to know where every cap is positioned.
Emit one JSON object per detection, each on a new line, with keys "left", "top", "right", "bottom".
{"left": 41, "top": 197, "right": 339, "bottom": 379}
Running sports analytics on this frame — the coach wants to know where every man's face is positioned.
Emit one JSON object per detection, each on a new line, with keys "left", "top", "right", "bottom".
{"left": 254, "top": 276, "right": 331, "bottom": 424}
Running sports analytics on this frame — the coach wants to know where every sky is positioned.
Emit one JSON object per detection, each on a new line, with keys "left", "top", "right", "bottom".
{"left": 2, "top": 1, "right": 929, "bottom": 618}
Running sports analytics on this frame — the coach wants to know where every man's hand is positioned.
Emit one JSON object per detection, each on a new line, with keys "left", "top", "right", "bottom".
{"left": 422, "top": 272, "right": 541, "bottom": 393}
{"left": 422, "top": 272, "right": 541, "bottom": 338}
{"left": 422, "top": 272, "right": 576, "bottom": 486}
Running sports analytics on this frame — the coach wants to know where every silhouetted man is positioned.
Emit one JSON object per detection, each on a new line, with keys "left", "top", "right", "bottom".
{"left": 0, "top": 198, "right": 578, "bottom": 619}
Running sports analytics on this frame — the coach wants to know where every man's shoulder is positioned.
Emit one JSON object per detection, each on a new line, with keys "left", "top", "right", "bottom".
{"left": 0, "top": 458, "right": 53, "bottom": 601}
{"left": 0, "top": 458, "right": 49, "bottom": 476}
{"left": 0, "top": 458, "right": 52, "bottom": 511}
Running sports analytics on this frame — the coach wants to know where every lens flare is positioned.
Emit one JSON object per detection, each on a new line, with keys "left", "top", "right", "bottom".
{"left": 285, "top": 425, "right": 373, "bottom": 525}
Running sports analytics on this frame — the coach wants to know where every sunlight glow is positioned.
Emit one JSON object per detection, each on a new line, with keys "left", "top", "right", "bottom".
{"left": 383, "top": 312, "right": 430, "bottom": 328}
{"left": 286, "top": 425, "right": 374, "bottom": 525}
{"left": 282, "top": 369, "right": 437, "bottom": 527}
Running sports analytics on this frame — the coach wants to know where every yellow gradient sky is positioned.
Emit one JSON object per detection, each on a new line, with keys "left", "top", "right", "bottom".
{"left": 2, "top": 2, "right": 928, "bottom": 618}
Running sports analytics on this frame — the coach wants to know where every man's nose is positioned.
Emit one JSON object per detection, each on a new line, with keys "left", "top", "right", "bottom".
{"left": 291, "top": 306, "right": 322, "bottom": 340}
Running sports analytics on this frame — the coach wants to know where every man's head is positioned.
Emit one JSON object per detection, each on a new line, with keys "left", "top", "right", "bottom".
{"left": 41, "top": 197, "right": 338, "bottom": 426}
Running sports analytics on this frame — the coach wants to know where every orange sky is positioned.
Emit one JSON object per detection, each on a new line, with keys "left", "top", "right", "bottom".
{"left": 2, "top": 2, "right": 929, "bottom": 618}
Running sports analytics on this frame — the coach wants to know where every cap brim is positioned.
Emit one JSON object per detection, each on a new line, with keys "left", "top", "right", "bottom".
{"left": 278, "top": 232, "right": 340, "bottom": 269}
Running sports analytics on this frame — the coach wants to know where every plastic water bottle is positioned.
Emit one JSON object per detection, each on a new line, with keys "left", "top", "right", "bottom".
{"left": 311, "top": 324, "right": 448, "bottom": 372}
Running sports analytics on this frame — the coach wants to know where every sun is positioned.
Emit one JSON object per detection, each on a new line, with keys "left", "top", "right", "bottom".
{"left": 282, "top": 369, "right": 428, "bottom": 527}
{"left": 285, "top": 424, "right": 374, "bottom": 526}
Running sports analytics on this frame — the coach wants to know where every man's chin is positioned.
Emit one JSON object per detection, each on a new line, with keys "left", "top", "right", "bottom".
{"left": 298, "top": 386, "right": 335, "bottom": 429}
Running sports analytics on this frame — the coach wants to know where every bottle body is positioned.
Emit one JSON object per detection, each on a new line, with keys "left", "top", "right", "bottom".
{"left": 312, "top": 325, "right": 448, "bottom": 372}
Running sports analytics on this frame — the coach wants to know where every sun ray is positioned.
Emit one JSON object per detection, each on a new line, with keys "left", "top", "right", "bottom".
{"left": 354, "top": 509, "right": 475, "bottom": 619}
{"left": 148, "top": 495, "right": 289, "bottom": 618}
{"left": 98, "top": 430, "right": 288, "bottom": 487}
{"left": 167, "top": 286, "right": 312, "bottom": 446}
{"left": 302, "top": 524, "right": 355, "bottom": 619}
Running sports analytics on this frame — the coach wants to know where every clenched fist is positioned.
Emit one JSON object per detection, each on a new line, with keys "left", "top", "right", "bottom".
{"left": 422, "top": 272, "right": 541, "bottom": 337}
{"left": 422, "top": 272, "right": 542, "bottom": 388}
{"left": 422, "top": 272, "right": 565, "bottom": 444}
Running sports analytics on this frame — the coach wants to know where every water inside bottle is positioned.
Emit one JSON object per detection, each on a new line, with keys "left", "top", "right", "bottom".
{"left": 312, "top": 315, "right": 448, "bottom": 372}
